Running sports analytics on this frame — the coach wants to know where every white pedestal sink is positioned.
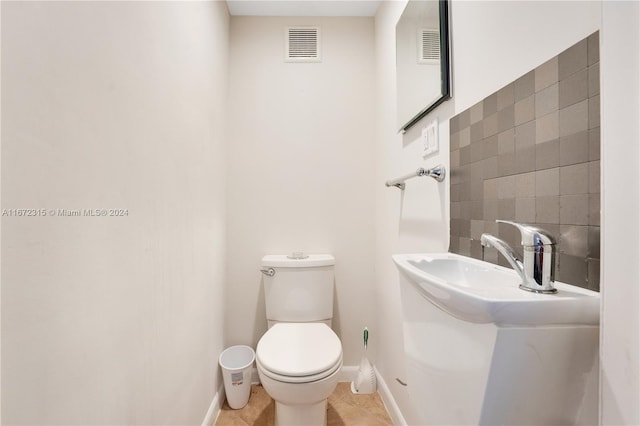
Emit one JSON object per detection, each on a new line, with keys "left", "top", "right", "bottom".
{"left": 393, "top": 253, "right": 599, "bottom": 426}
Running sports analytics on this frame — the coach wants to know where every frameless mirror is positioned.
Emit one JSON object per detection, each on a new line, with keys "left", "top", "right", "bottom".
{"left": 396, "top": 0, "right": 451, "bottom": 133}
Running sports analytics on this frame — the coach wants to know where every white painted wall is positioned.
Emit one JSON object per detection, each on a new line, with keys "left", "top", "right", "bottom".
{"left": 226, "top": 16, "right": 376, "bottom": 366}
{"left": 374, "top": 2, "right": 600, "bottom": 424}
{"left": 1, "top": 2, "right": 229, "bottom": 424}
{"left": 600, "top": 2, "right": 640, "bottom": 424}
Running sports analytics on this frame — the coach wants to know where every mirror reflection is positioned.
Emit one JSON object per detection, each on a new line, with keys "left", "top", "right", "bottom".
{"left": 396, "top": 0, "right": 450, "bottom": 132}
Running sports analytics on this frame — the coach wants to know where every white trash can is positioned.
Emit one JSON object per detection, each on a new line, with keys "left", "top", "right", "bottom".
{"left": 219, "top": 345, "right": 255, "bottom": 409}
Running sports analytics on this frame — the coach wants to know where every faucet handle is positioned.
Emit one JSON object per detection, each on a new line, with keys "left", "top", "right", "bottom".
{"left": 496, "top": 220, "right": 556, "bottom": 247}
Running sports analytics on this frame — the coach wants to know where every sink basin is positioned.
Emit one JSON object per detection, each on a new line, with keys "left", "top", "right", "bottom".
{"left": 392, "top": 253, "right": 599, "bottom": 326}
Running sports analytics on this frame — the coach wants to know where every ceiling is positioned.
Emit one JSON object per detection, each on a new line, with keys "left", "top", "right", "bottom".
{"left": 226, "top": 0, "right": 382, "bottom": 17}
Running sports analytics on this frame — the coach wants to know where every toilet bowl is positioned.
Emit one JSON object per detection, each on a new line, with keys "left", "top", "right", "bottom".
{"left": 256, "top": 322, "right": 343, "bottom": 426}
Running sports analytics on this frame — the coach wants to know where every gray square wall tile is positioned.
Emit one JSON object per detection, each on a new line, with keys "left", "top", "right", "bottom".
{"left": 471, "top": 220, "right": 484, "bottom": 240}
{"left": 459, "top": 220, "right": 471, "bottom": 238}
{"left": 451, "top": 202, "right": 461, "bottom": 219}
{"left": 484, "top": 220, "right": 499, "bottom": 236}
{"left": 589, "top": 95, "right": 600, "bottom": 129}
{"left": 483, "top": 157, "right": 499, "bottom": 179}
{"left": 484, "top": 93, "right": 498, "bottom": 117}
{"left": 497, "top": 83, "right": 515, "bottom": 111}
{"left": 472, "top": 200, "right": 485, "bottom": 220}
{"left": 559, "top": 225, "right": 588, "bottom": 257}
{"left": 451, "top": 131, "right": 460, "bottom": 150}
{"left": 536, "top": 196, "right": 560, "bottom": 224}
{"left": 559, "top": 68, "right": 588, "bottom": 109}
{"left": 450, "top": 115, "right": 460, "bottom": 134}
{"left": 459, "top": 238, "right": 471, "bottom": 255}
{"left": 471, "top": 142, "right": 483, "bottom": 163}
{"left": 483, "top": 135, "right": 499, "bottom": 159}
{"left": 459, "top": 127, "right": 471, "bottom": 147}
{"left": 560, "top": 163, "right": 589, "bottom": 195}
{"left": 536, "top": 111, "right": 559, "bottom": 144}
{"left": 535, "top": 56, "right": 559, "bottom": 92}
{"left": 472, "top": 201, "right": 484, "bottom": 220}
{"left": 483, "top": 247, "right": 499, "bottom": 264}
{"left": 484, "top": 199, "right": 499, "bottom": 221}
{"left": 559, "top": 100, "right": 588, "bottom": 137}
{"left": 558, "top": 38, "right": 588, "bottom": 80}
{"left": 460, "top": 146, "right": 471, "bottom": 165}
{"left": 484, "top": 179, "right": 498, "bottom": 199}
{"left": 458, "top": 109, "right": 471, "bottom": 130}
{"left": 515, "top": 147, "right": 535, "bottom": 174}
{"left": 559, "top": 131, "right": 589, "bottom": 166}
{"left": 515, "top": 198, "right": 536, "bottom": 222}
{"left": 515, "top": 95, "right": 535, "bottom": 126}
{"left": 588, "top": 64, "right": 600, "bottom": 97}
{"left": 536, "top": 83, "right": 559, "bottom": 118}
{"left": 588, "top": 259, "right": 600, "bottom": 291}
{"left": 451, "top": 149, "right": 460, "bottom": 167}
{"left": 498, "top": 105, "right": 515, "bottom": 133}
{"left": 536, "top": 139, "right": 560, "bottom": 170}
{"left": 560, "top": 194, "right": 589, "bottom": 225}
{"left": 588, "top": 226, "right": 600, "bottom": 258}
{"left": 588, "top": 31, "right": 599, "bottom": 66}
{"left": 471, "top": 121, "right": 483, "bottom": 143}
{"left": 536, "top": 168, "right": 560, "bottom": 196}
{"left": 515, "top": 120, "right": 535, "bottom": 150}
{"left": 557, "top": 254, "right": 588, "bottom": 287}
{"left": 589, "top": 128, "right": 600, "bottom": 161}
{"left": 497, "top": 175, "right": 517, "bottom": 199}
{"left": 470, "top": 240, "right": 483, "bottom": 258}
{"left": 498, "top": 129, "right": 515, "bottom": 154}
{"left": 498, "top": 152, "right": 516, "bottom": 177}
{"left": 515, "top": 71, "right": 535, "bottom": 101}
{"left": 470, "top": 101, "right": 484, "bottom": 124}
{"left": 483, "top": 113, "right": 498, "bottom": 138}
{"left": 516, "top": 172, "right": 536, "bottom": 197}
{"left": 589, "top": 161, "right": 600, "bottom": 193}
{"left": 498, "top": 198, "right": 516, "bottom": 218}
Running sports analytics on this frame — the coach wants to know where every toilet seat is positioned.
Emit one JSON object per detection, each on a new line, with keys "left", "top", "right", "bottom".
{"left": 257, "top": 323, "right": 343, "bottom": 384}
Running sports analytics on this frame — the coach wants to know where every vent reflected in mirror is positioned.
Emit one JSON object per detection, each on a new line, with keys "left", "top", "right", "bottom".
{"left": 396, "top": 0, "right": 451, "bottom": 133}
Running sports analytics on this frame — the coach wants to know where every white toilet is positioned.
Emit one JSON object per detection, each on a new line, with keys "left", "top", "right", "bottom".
{"left": 256, "top": 254, "right": 342, "bottom": 426}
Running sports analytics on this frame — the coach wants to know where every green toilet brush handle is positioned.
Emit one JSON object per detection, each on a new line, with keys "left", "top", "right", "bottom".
{"left": 364, "top": 327, "right": 368, "bottom": 351}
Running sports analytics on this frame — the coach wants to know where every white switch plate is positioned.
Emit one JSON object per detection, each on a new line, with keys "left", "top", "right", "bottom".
{"left": 422, "top": 119, "right": 439, "bottom": 158}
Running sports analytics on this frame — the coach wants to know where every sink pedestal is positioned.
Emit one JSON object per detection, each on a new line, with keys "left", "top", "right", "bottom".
{"left": 400, "top": 273, "right": 599, "bottom": 425}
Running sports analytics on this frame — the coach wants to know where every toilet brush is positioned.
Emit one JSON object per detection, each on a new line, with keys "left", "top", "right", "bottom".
{"left": 351, "top": 327, "right": 377, "bottom": 394}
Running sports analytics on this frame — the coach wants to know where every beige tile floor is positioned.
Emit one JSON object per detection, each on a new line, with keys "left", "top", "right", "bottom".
{"left": 215, "top": 382, "right": 393, "bottom": 426}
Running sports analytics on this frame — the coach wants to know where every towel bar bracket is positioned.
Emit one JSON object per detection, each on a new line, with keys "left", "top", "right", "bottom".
{"left": 385, "top": 165, "right": 446, "bottom": 190}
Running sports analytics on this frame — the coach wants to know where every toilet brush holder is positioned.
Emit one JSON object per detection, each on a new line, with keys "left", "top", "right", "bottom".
{"left": 351, "top": 327, "right": 377, "bottom": 394}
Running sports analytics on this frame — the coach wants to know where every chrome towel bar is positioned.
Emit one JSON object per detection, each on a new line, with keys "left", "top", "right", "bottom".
{"left": 385, "top": 165, "right": 446, "bottom": 190}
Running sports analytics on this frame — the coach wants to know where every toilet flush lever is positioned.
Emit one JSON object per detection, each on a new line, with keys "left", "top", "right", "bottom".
{"left": 260, "top": 268, "right": 275, "bottom": 277}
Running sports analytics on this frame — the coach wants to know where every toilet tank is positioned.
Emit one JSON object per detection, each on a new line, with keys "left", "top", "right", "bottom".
{"left": 261, "top": 254, "right": 335, "bottom": 326}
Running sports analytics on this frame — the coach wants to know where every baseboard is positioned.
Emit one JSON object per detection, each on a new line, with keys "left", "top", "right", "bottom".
{"left": 201, "top": 382, "right": 225, "bottom": 426}
{"left": 374, "top": 366, "right": 407, "bottom": 426}
{"left": 337, "top": 365, "right": 359, "bottom": 383}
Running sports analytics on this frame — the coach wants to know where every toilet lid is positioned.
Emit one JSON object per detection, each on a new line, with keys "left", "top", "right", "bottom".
{"left": 257, "top": 323, "right": 342, "bottom": 377}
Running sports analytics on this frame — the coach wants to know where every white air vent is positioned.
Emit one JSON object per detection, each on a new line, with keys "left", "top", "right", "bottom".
{"left": 285, "top": 26, "right": 321, "bottom": 63}
{"left": 418, "top": 28, "right": 440, "bottom": 64}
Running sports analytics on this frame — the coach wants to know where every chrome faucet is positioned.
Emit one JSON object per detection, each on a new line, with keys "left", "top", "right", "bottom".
{"left": 480, "top": 220, "right": 557, "bottom": 294}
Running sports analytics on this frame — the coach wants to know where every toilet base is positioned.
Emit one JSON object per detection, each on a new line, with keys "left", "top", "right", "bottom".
{"left": 275, "top": 399, "right": 327, "bottom": 426}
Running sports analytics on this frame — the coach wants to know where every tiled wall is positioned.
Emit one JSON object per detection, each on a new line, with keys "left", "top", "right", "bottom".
{"left": 449, "top": 32, "right": 600, "bottom": 291}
